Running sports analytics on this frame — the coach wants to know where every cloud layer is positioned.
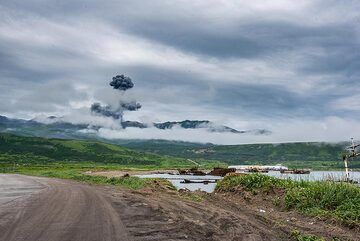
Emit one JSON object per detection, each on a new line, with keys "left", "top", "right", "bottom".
{"left": 0, "top": 0, "right": 359, "bottom": 143}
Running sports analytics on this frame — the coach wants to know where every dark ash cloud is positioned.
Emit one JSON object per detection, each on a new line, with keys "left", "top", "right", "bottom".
{"left": 90, "top": 103, "right": 122, "bottom": 120}
{"left": 120, "top": 101, "right": 141, "bottom": 111}
{"left": 90, "top": 74, "right": 142, "bottom": 122}
{"left": 110, "top": 74, "right": 134, "bottom": 91}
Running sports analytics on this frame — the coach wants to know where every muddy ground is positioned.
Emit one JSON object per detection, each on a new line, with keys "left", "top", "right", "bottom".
{"left": 92, "top": 170, "right": 359, "bottom": 240}
{"left": 0, "top": 174, "right": 358, "bottom": 241}
{"left": 108, "top": 181, "right": 359, "bottom": 241}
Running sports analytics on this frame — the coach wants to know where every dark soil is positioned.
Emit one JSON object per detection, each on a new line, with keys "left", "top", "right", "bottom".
{"left": 103, "top": 181, "right": 359, "bottom": 241}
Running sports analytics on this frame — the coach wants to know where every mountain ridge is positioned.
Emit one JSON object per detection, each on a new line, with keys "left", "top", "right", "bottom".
{"left": 0, "top": 115, "right": 271, "bottom": 138}
{"left": 0, "top": 115, "right": 356, "bottom": 169}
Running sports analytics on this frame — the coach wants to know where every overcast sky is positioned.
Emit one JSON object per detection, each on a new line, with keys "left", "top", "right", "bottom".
{"left": 1, "top": 0, "right": 360, "bottom": 143}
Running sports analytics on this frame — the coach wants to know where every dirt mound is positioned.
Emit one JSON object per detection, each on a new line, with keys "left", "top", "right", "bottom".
{"left": 214, "top": 186, "right": 359, "bottom": 241}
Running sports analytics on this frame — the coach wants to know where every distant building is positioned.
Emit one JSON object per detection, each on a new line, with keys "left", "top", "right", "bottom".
{"left": 228, "top": 164, "right": 288, "bottom": 171}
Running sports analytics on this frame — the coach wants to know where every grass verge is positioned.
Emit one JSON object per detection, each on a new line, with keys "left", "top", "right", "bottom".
{"left": 1, "top": 164, "right": 163, "bottom": 190}
{"left": 290, "top": 230, "right": 326, "bottom": 241}
{"left": 216, "top": 174, "right": 360, "bottom": 228}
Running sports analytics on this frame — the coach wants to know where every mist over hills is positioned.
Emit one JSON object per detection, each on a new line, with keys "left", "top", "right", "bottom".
{"left": 0, "top": 115, "right": 356, "bottom": 169}
{"left": 0, "top": 115, "right": 270, "bottom": 140}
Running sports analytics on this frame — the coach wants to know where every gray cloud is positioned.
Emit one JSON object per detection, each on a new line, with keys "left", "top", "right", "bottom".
{"left": 1, "top": 0, "right": 360, "bottom": 142}
{"left": 0, "top": 80, "right": 88, "bottom": 115}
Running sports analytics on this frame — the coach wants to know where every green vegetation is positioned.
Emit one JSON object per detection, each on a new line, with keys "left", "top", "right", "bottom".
{"left": 2, "top": 163, "right": 180, "bottom": 190}
{"left": 179, "top": 192, "right": 204, "bottom": 202}
{"left": 216, "top": 174, "right": 360, "bottom": 227}
{"left": 1, "top": 115, "right": 358, "bottom": 170}
{"left": 2, "top": 165, "right": 150, "bottom": 189}
{"left": 290, "top": 230, "right": 326, "bottom": 241}
{"left": 2, "top": 118, "right": 358, "bottom": 169}
{"left": 0, "top": 133, "right": 221, "bottom": 190}
{"left": 122, "top": 140, "right": 359, "bottom": 170}
{"left": 0, "top": 133, "right": 223, "bottom": 191}
{"left": 290, "top": 230, "right": 342, "bottom": 241}
{"left": 0, "top": 133, "right": 223, "bottom": 168}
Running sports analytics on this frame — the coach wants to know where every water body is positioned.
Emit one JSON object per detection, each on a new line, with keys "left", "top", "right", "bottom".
{"left": 137, "top": 171, "right": 360, "bottom": 193}
{"left": 135, "top": 174, "right": 222, "bottom": 193}
{"left": 265, "top": 170, "right": 360, "bottom": 183}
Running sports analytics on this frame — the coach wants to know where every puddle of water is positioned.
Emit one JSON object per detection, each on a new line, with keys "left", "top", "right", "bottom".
{"left": 135, "top": 174, "right": 222, "bottom": 193}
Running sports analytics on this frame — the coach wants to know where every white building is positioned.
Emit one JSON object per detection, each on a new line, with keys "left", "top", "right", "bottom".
{"left": 228, "top": 164, "right": 288, "bottom": 171}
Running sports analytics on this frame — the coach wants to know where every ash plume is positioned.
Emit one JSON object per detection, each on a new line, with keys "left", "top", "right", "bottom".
{"left": 120, "top": 101, "right": 141, "bottom": 111}
{"left": 90, "top": 103, "right": 122, "bottom": 120}
{"left": 90, "top": 74, "right": 141, "bottom": 123}
{"left": 110, "top": 75, "right": 134, "bottom": 91}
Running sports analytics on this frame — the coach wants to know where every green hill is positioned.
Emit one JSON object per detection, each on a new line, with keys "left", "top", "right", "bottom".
{"left": 0, "top": 133, "right": 210, "bottom": 168}
{"left": 121, "top": 140, "right": 359, "bottom": 169}
{"left": 1, "top": 133, "right": 358, "bottom": 170}
{"left": 1, "top": 115, "right": 357, "bottom": 170}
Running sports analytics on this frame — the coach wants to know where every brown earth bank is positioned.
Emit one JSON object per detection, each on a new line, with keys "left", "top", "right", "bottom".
{"left": 0, "top": 174, "right": 358, "bottom": 241}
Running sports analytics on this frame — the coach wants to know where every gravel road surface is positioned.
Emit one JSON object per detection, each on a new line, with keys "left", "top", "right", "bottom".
{"left": 0, "top": 174, "right": 130, "bottom": 241}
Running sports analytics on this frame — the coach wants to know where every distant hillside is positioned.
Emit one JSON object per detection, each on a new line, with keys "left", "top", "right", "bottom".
{"left": 121, "top": 140, "right": 359, "bottom": 170}
{"left": 153, "top": 120, "right": 245, "bottom": 133}
{"left": 0, "top": 133, "right": 204, "bottom": 167}
{"left": 0, "top": 115, "right": 90, "bottom": 139}
{"left": 0, "top": 115, "right": 271, "bottom": 138}
{"left": 1, "top": 115, "right": 358, "bottom": 170}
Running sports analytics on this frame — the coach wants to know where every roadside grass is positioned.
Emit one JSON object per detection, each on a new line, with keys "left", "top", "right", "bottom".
{"left": 179, "top": 192, "right": 204, "bottom": 202}
{"left": 43, "top": 170, "right": 149, "bottom": 189}
{"left": 216, "top": 174, "right": 360, "bottom": 227}
{"left": 290, "top": 229, "right": 344, "bottom": 241}
{"left": 0, "top": 163, "right": 164, "bottom": 190}
{"left": 290, "top": 230, "right": 327, "bottom": 241}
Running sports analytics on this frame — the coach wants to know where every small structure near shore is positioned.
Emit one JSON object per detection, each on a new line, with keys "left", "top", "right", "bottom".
{"left": 246, "top": 168, "right": 269, "bottom": 173}
{"left": 228, "top": 164, "right": 288, "bottom": 172}
{"left": 280, "top": 169, "right": 310, "bottom": 174}
{"left": 178, "top": 167, "right": 206, "bottom": 176}
{"left": 177, "top": 167, "right": 236, "bottom": 177}
{"left": 181, "top": 179, "right": 217, "bottom": 184}
{"left": 208, "top": 167, "right": 236, "bottom": 177}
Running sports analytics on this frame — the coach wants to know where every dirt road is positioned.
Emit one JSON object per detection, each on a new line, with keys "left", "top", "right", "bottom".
{"left": 0, "top": 174, "right": 130, "bottom": 241}
{"left": 0, "top": 174, "right": 358, "bottom": 241}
